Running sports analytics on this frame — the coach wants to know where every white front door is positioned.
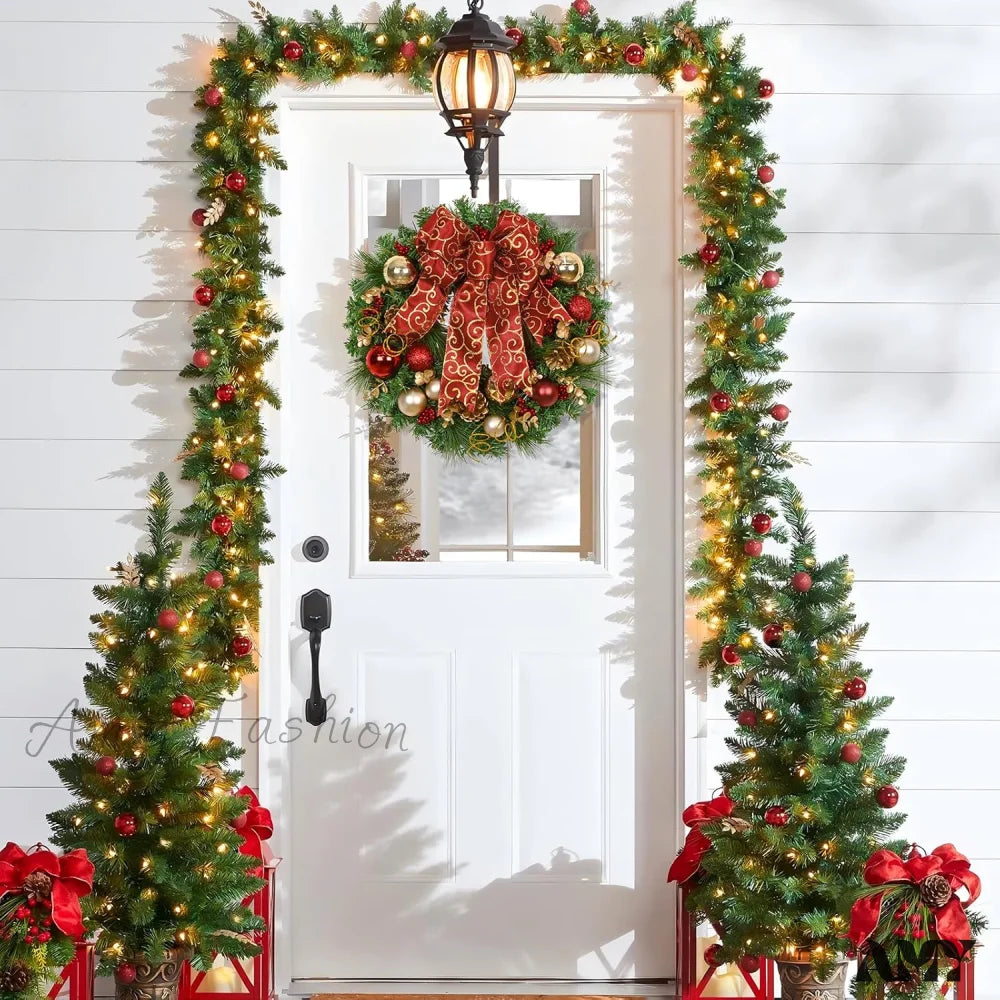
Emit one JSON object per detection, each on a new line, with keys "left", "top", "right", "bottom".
{"left": 271, "top": 79, "right": 683, "bottom": 988}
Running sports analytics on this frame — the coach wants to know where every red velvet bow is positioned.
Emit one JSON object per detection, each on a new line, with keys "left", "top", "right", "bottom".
{"left": 232, "top": 786, "right": 273, "bottom": 870}
{"left": 667, "top": 795, "right": 734, "bottom": 885}
{"left": 393, "top": 206, "right": 572, "bottom": 416}
{"left": 848, "top": 844, "right": 981, "bottom": 953}
{"left": 0, "top": 842, "right": 93, "bottom": 939}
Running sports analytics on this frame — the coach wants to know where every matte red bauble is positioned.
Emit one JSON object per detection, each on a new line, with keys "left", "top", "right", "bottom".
{"left": 844, "top": 677, "right": 868, "bottom": 700}
{"left": 572, "top": 0, "right": 591, "bottom": 13}
{"left": 699, "top": 242, "right": 721, "bottom": 265}
{"left": 623, "top": 43, "right": 645, "bottom": 66}
{"left": 751, "top": 513, "right": 772, "bottom": 535}
{"left": 203, "top": 86, "right": 222, "bottom": 107}
{"left": 770, "top": 403, "right": 789, "bottom": 421}
{"left": 194, "top": 285, "right": 215, "bottom": 306}
{"left": 204, "top": 570, "right": 225, "bottom": 589}
{"left": 737, "top": 709, "right": 758, "bottom": 728}
{"left": 762, "top": 623, "right": 784, "bottom": 647}
{"left": 114, "top": 813, "right": 138, "bottom": 837}
{"left": 532, "top": 379, "right": 560, "bottom": 408}
{"left": 764, "top": 805, "right": 789, "bottom": 827}
{"left": 404, "top": 343, "right": 435, "bottom": 372}
{"left": 116, "top": 965, "right": 137, "bottom": 985}
{"left": 192, "top": 208, "right": 208, "bottom": 227}
{"left": 876, "top": 785, "right": 899, "bottom": 809}
{"left": 224, "top": 171, "right": 247, "bottom": 192}
{"left": 216, "top": 383, "right": 236, "bottom": 403}
{"left": 791, "top": 571, "right": 813, "bottom": 592}
{"left": 171, "top": 694, "right": 195, "bottom": 719}
{"left": 365, "top": 346, "right": 401, "bottom": 379}
{"left": 680, "top": 62, "right": 700, "bottom": 82}
{"left": 282, "top": 40, "right": 304, "bottom": 60}
{"left": 156, "top": 608, "right": 180, "bottom": 630}
{"left": 840, "top": 742, "right": 863, "bottom": 764}
{"left": 192, "top": 349, "right": 212, "bottom": 369}
{"left": 709, "top": 391, "right": 732, "bottom": 413}
{"left": 505, "top": 27, "right": 524, "bottom": 47}
{"left": 210, "top": 514, "right": 233, "bottom": 537}
{"left": 231, "top": 634, "right": 253, "bottom": 657}
{"left": 744, "top": 539, "right": 763, "bottom": 557}
{"left": 400, "top": 40, "right": 418, "bottom": 59}
{"left": 739, "top": 956, "right": 761, "bottom": 974}
{"left": 757, "top": 165, "right": 775, "bottom": 184}
{"left": 720, "top": 644, "right": 741, "bottom": 666}
{"left": 568, "top": 295, "right": 593, "bottom": 321}
{"left": 758, "top": 79, "right": 775, "bottom": 99}
{"left": 229, "top": 461, "right": 250, "bottom": 481}
{"left": 761, "top": 269, "right": 781, "bottom": 289}
{"left": 95, "top": 756, "right": 117, "bottom": 777}
{"left": 704, "top": 944, "right": 723, "bottom": 967}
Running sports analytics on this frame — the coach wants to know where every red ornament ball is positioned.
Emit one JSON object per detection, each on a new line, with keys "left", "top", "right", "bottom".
{"left": 116, "top": 965, "right": 137, "bottom": 986}
{"left": 876, "top": 785, "right": 900, "bottom": 809}
{"left": 203, "top": 86, "right": 223, "bottom": 107}
{"left": 704, "top": 944, "right": 723, "bottom": 967}
{"left": 758, "top": 79, "right": 775, "bottom": 99}
{"left": 699, "top": 242, "right": 721, "bottom": 265}
{"left": 739, "top": 956, "right": 761, "bottom": 974}
{"left": 770, "top": 403, "right": 789, "bottom": 421}
{"left": 791, "top": 571, "right": 813, "bottom": 593}
{"left": 532, "top": 379, "right": 561, "bottom": 408}
{"left": 720, "top": 644, "right": 741, "bottom": 667}
{"left": 192, "top": 349, "right": 212, "bottom": 369}
{"left": 751, "top": 513, "right": 772, "bottom": 535}
{"left": 709, "top": 391, "right": 732, "bottom": 413}
{"left": 764, "top": 805, "right": 789, "bottom": 827}
{"left": 192, "top": 208, "right": 208, "bottom": 227}
{"left": 405, "top": 342, "right": 435, "bottom": 372}
{"left": 232, "top": 634, "right": 253, "bottom": 657}
{"left": 737, "top": 709, "right": 758, "bottom": 728}
{"left": 572, "top": 0, "right": 591, "bottom": 14}
{"left": 505, "top": 27, "right": 524, "bottom": 47}
{"left": 204, "top": 570, "right": 225, "bottom": 589}
{"left": 623, "top": 43, "right": 645, "bottom": 66}
{"left": 761, "top": 269, "right": 781, "bottom": 289}
{"left": 95, "top": 756, "right": 117, "bottom": 777}
{"left": 194, "top": 285, "right": 215, "bottom": 307}
{"left": 224, "top": 171, "right": 247, "bottom": 193}
{"left": 171, "top": 694, "right": 195, "bottom": 719}
{"left": 229, "top": 461, "right": 251, "bottom": 481}
{"left": 757, "top": 165, "right": 775, "bottom": 184}
{"left": 762, "top": 623, "right": 784, "bottom": 648}
{"left": 417, "top": 407, "right": 436, "bottom": 425}
{"left": 114, "top": 813, "right": 138, "bottom": 837}
{"left": 216, "top": 383, "right": 236, "bottom": 403}
{"left": 744, "top": 539, "right": 763, "bottom": 557}
{"left": 568, "top": 295, "right": 594, "bottom": 322}
{"left": 680, "top": 62, "right": 700, "bottom": 82}
{"left": 365, "top": 346, "right": 401, "bottom": 379}
{"left": 844, "top": 677, "right": 868, "bottom": 700}
{"left": 156, "top": 608, "right": 181, "bottom": 630}
{"left": 400, "top": 40, "right": 418, "bottom": 60}
{"left": 210, "top": 514, "right": 233, "bottom": 537}
{"left": 840, "top": 742, "right": 863, "bottom": 764}
{"left": 283, "top": 40, "right": 304, "bottom": 60}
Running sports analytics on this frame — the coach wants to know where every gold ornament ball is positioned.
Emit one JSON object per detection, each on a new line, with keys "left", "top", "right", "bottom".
{"left": 574, "top": 337, "right": 602, "bottom": 365}
{"left": 383, "top": 255, "right": 417, "bottom": 288}
{"left": 482, "top": 415, "right": 507, "bottom": 439}
{"left": 397, "top": 387, "right": 427, "bottom": 417}
{"left": 425, "top": 378, "right": 441, "bottom": 401}
{"left": 553, "top": 251, "right": 584, "bottom": 285}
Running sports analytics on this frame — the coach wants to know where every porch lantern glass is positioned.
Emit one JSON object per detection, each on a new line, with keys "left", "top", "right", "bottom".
{"left": 432, "top": 0, "right": 516, "bottom": 197}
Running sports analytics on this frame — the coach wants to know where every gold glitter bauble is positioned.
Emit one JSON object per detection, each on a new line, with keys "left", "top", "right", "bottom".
{"left": 552, "top": 251, "right": 584, "bottom": 284}
{"left": 383, "top": 255, "right": 417, "bottom": 288}
{"left": 425, "top": 378, "right": 441, "bottom": 401}
{"left": 482, "top": 415, "right": 506, "bottom": 439}
{"left": 397, "top": 387, "right": 427, "bottom": 417}
{"left": 574, "top": 337, "right": 601, "bottom": 365}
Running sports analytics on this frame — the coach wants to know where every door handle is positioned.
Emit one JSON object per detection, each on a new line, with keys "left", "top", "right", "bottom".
{"left": 300, "top": 588, "right": 332, "bottom": 727}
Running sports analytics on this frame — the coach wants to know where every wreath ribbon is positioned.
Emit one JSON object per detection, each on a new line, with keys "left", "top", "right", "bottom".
{"left": 667, "top": 794, "right": 734, "bottom": 885}
{"left": 393, "top": 205, "right": 572, "bottom": 415}
{"left": 0, "top": 841, "right": 94, "bottom": 939}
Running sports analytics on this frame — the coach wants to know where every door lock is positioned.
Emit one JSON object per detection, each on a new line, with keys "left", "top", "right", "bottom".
{"left": 300, "top": 588, "right": 332, "bottom": 727}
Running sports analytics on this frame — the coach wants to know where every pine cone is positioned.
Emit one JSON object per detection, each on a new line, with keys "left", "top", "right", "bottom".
{"left": 673, "top": 22, "right": 705, "bottom": 53}
{"left": 22, "top": 871, "right": 53, "bottom": 898}
{"left": 919, "top": 873, "right": 953, "bottom": 908}
{"left": 892, "top": 968, "right": 923, "bottom": 994}
{"left": 545, "top": 342, "right": 578, "bottom": 371}
{"left": 0, "top": 962, "right": 32, "bottom": 994}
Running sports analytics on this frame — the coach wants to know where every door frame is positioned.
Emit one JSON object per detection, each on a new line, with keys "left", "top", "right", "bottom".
{"left": 255, "top": 75, "right": 705, "bottom": 995}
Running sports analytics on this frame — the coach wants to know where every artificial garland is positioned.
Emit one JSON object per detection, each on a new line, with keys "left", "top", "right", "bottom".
{"left": 345, "top": 199, "right": 611, "bottom": 456}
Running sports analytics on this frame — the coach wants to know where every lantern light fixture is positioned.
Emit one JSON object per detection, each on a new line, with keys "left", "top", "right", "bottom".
{"left": 431, "top": 0, "right": 516, "bottom": 198}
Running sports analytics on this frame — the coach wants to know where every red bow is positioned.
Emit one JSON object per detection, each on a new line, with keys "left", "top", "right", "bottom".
{"left": 0, "top": 842, "right": 93, "bottom": 939}
{"left": 393, "top": 206, "right": 572, "bottom": 416}
{"left": 848, "top": 844, "right": 981, "bottom": 953}
{"left": 232, "top": 786, "right": 273, "bottom": 871}
{"left": 667, "top": 795, "right": 734, "bottom": 885}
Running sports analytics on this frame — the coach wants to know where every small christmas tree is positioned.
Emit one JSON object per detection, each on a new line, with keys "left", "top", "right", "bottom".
{"left": 48, "top": 474, "right": 263, "bottom": 975}
{"left": 368, "top": 418, "right": 428, "bottom": 562}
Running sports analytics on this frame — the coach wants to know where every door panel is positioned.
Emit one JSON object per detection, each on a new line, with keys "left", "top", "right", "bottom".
{"left": 279, "top": 94, "right": 680, "bottom": 983}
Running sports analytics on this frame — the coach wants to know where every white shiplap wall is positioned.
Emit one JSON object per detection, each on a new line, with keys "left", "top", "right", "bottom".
{"left": 1, "top": 0, "right": 998, "bottom": 988}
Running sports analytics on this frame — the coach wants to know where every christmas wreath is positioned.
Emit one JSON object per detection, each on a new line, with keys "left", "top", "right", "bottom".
{"left": 345, "top": 199, "right": 612, "bottom": 457}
